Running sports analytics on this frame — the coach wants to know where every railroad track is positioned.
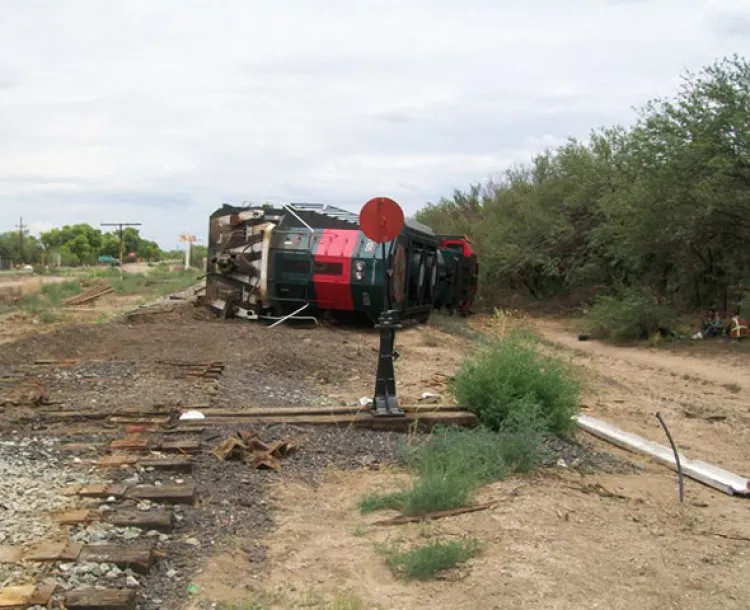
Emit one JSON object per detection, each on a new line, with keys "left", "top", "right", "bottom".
{"left": 0, "top": 403, "right": 475, "bottom": 609}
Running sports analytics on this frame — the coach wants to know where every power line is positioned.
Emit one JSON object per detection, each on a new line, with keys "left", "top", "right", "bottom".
{"left": 100, "top": 222, "right": 142, "bottom": 271}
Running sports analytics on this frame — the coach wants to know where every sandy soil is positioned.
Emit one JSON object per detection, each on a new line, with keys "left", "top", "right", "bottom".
{"left": 190, "top": 466, "right": 750, "bottom": 610}
{"left": 186, "top": 314, "right": 750, "bottom": 610}
{"left": 533, "top": 319, "right": 750, "bottom": 475}
{"left": 3, "top": 301, "right": 750, "bottom": 610}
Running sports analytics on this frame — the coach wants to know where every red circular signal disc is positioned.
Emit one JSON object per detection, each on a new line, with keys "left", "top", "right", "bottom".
{"left": 359, "top": 197, "right": 405, "bottom": 244}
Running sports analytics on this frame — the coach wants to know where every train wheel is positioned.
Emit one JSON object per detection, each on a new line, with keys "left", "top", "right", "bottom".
{"left": 390, "top": 244, "right": 407, "bottom": 306}
{"left": 425, "top": 254, "right": 438, "bottom": 302}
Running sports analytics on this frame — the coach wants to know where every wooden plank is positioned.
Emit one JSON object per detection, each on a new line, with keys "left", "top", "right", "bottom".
{"left": 0, "top": 585, "right": 34, "bottom": 607}
{"left": 191, "top": 404, "right": 462, "bottom": 417}
{"left": 108, "top": 439, "right": 201, "bottom": 453}
{"left": 96, "top": 455, "right": 138, "bottom": 468}
{"left": 107, "top": 509, "right": 174, "bottom": 532}
{"left": 162, "top": 426, "right": 204, "bottom": 435}
{"left": 576, "top": 414, "right": 750, "bottom": 497}
{"left": 183, "top": 411, "right": 477, "bottom": 431}
{"left": 122, "top": 425, "right": 205, "bottom": 434}
{"left": 108, "top": 416, "right": 171, "bottom": 425}
{"left": 20, "top": 541, "right": 82, "bottom": 562}
{"left": 64, "top": 588, "right": 136, "bottom": 610}
{"left": 76, "top": 483, "right": 109, "bottom": 498}
{"left": 77, "top": 543, "right": 153, "bottom": 575}
{"left": 61, "top": 542, "right": 85, "bottom": 561}
{"left": 0, "top": 546, "right": 23, "bottom": 563}
{"left": 22, "top": 541, "right": 68, "bottom": 562}
{"left": 158, "top": 440, "right": 202, "bottom": 453}
{"left": 125, "top": 484, "right": 196, "bottom": 504}
{"left": 110, "top": 439, "right": 149, "bottom": 451}
{"left": 60, "top": 443, "right": 105, "bottom": 452}
{"left": 52, "top": 509, "right": 95, "bottom": 526}
{"left": 137, "top": 458, "right": 193, "bottom": 472}
{"left": 27, "top": 584, "right": 56, "bottom": 605}
{"left": 78, "top": 484, "right": 128, "bottom": 499}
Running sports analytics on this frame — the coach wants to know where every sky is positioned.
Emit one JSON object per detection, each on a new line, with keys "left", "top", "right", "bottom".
{"left": 1, "top": 0, "right": 749, "bottom": 250}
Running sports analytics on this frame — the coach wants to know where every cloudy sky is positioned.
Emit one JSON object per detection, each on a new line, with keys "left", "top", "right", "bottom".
{"left": 1, "top": 0, "right": 749, "bottom": 250}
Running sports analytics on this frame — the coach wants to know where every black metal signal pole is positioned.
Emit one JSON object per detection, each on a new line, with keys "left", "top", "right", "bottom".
{"left": 372, "top": 239, "right": 404, "bottom": 417}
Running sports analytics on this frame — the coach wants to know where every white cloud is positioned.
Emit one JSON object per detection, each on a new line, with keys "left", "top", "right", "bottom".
{"left": 0, "top": 0, "right": 748, "bottom": 246}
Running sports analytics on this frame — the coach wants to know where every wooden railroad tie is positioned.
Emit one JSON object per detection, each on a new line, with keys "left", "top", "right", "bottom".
{"left": 63, "top": 482, "right": 196, "bottom": 505}
{"left": 108, "top": 439, "right": 202, "bottom": 454}
{"left": 0, "top": 584, "right": 137, "bottom": 610}
{"left": 0, "top": 583, "right": 57, "bottom": 608}
{"left": 65, "top": 588, "right": 136, "bottom": 610}
{"left": 0, "top": 540, "right": 154, "bottom": 575}
{"left": 52, "top": 508, "right": 175, "bottom": 533}
{"left": 95, "top": 455, "right": 194, "bottom": 473}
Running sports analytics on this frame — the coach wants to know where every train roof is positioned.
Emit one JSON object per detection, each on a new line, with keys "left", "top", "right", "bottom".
{"left": 211, "top": 201, "right": 437, "bottom": 238}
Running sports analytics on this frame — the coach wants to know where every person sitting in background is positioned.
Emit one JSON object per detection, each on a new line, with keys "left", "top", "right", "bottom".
{"left": 725, "top": 309, "right": 749, "bottom": 341}
{"left": 692, "top": 308, "right": 723, "bottom": 339}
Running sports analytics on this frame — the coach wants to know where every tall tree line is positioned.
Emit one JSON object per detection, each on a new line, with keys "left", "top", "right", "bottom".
{"left": 416, "top": 55, "right": 750, "bottom": 313}
{"left": 0, "top": 224, "right": 162, "bottom": 268}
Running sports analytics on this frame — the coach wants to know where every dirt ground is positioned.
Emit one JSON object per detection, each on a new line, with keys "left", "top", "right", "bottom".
{"left": 186, "top": 314, "right": 750, "bottom": 610}
{"left": 2, "top": 297, "right": 750, "bottom": 609}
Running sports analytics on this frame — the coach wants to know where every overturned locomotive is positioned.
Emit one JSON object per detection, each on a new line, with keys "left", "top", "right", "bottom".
{"left": 204, "top": 202, "right": 478, "bottom": 324}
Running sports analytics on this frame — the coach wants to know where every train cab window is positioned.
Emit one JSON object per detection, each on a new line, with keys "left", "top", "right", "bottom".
{"left": 313, "top": 261, "right": 344, "bottom": 275}
{"left": 280, "top": 259, "right": 311, "bottom": 274}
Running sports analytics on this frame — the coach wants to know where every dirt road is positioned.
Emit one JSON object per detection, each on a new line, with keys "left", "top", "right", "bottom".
{"left": 534, "top": 319, "right": 750, "bottom": 475}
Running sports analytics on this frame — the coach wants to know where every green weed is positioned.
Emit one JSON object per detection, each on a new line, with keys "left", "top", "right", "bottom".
{"left": 381, "top": 538, "right": 480, "bottom": 581}
{"left": 37, "top": 310, "right": 59, "bottom": 324}
{"left": 41, "top": 280, "right": 82, "bottom": 305}
{"left": 359, "top": 424, "right": 541, "bottom": 516}
{"left": 451, "top": 331, "right": 580, "bottom": 436}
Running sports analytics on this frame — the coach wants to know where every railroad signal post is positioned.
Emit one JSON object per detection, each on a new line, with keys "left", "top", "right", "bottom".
{"left": 359, "top": 197, "right": 406, "bottom": 418}
{"left": 179, "top": 233, "right": 198, "bottom": 269}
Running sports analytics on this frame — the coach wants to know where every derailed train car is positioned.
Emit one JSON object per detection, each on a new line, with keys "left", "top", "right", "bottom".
{"left": 204, "top": 202, "right": 478, "bottom": 324}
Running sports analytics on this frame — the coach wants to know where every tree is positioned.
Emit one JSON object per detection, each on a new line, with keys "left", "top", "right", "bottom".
{"left": 37, "top": 223, "right": 165, "bottom": 266}
{"left": 417, "top": 54, "right": 750, "bottom": 313}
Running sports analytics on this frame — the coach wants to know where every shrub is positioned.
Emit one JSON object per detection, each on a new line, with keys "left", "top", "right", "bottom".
{"left": 382, "top": 538, "right": 481, "bottom": 581}
{"left": 450, "top": 332, "right": 580, "bottom": 436}
{"left": 584, "top": 288, "right": 676, "bottom": 343}
{"left": 359, "top": 424, "right": 542, "bottom": 516}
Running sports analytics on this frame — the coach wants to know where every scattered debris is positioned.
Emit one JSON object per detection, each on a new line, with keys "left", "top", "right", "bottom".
{"left": 576, "top": 414, "right": 750, "bottom": 497}
{"left": 371, "top": 498, "right": 513, "bottom": 526}
{"left": 419, "top": 392, "right": 442, "bottom": 404}
{"left": 179, "top": 410, "right": 206, "bottom": 421}
{"left": 158, "top": 360, "right": 226, "bottom": 380}
{"left": 64, "top": 283, "right": 114, "bottom": 306}
{"left": 212, "top": 431, "right": 295, "bottom": 470}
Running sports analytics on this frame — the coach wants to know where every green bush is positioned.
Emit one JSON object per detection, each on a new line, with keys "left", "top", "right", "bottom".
{"left": 450, "top": 332, "right": 580, "bottom": 436}
{"left": 584, "top": 288, "right": 676, "bottom": 342}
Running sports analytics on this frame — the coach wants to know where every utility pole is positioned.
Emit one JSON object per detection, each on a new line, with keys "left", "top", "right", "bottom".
{"left": 101, "top": 222, "right": 142, "bottom": 275}
{"left": 14, "top": 217, "right": 27, "bottom": 265}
